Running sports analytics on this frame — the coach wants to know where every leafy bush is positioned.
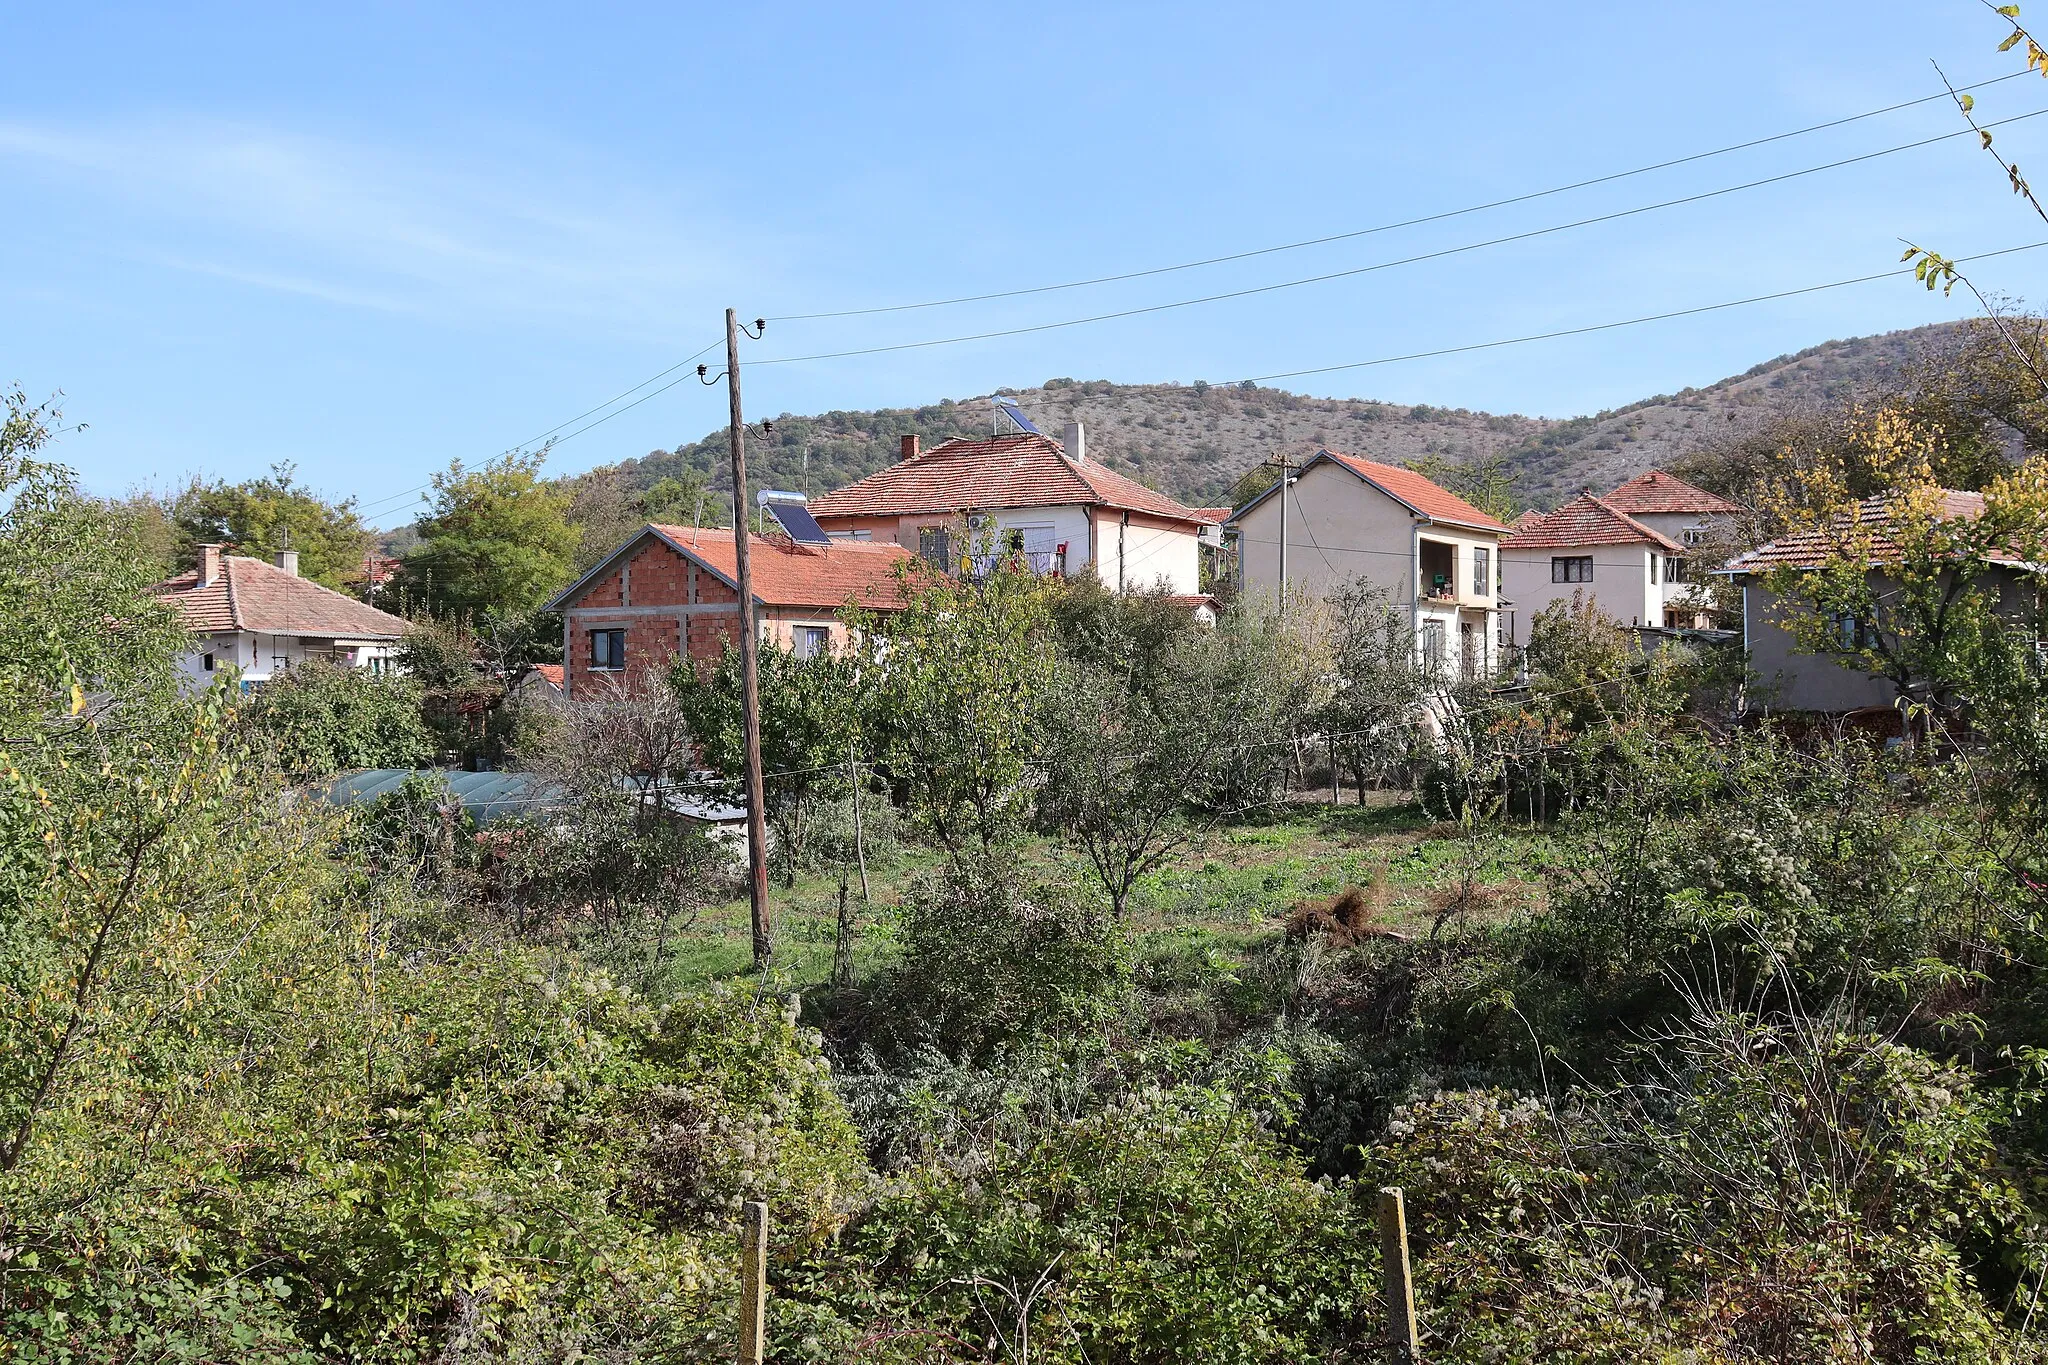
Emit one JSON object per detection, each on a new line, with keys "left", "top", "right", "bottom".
{"left": 787, "top": 1082, "right": 1372, "bottom": 1363}
{"left": 239, "top": 657, "right": 433, "bottom": 779}
{"left": 864, "top": 858, "right": 1133, "bottom": 1061}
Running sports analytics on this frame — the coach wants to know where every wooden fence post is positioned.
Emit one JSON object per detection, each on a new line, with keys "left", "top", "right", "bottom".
{"left": 1378, "top": 1186, "right": 1421, "bottom": 1364}
{"left": 739, "top": 1199, "right": 768, "bottom": 1364}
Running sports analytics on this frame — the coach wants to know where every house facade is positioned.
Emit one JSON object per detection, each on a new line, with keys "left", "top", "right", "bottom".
{"left": 1499, "top": 493, "right": 1684, "bottom": 645}
{"left": 1598, "top": 470, "right": 1746, "bottom": 628}
{"left": 806, "top": 423, "right": 1209, "bottom": 597}
{"left": 1229, "top": 449, "right": 1510, "bottom": 679}
{"left": 1721, "top": 489, "right": 2038, "bottom": 716}
{"left": 545, "top": 524, "right": 912, "bottom": 696}
{"left": 155, "top": 544, "right": 412, "bottom": 688}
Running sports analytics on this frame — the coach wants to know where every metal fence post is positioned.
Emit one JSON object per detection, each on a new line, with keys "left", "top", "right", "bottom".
{"left": 1378, "top": 1186, "right": 1421, "bottom": 1364}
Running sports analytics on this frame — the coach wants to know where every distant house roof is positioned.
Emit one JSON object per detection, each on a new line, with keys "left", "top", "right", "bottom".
{"left": 1602, "top": 470, "right": 1746, "bottom": 517}
{"left": 156, "top": 555, "right": 413, "bottom": 640}
{"left": 1502, "top": 493, "right": 1683, "bottom": 553}
{"left": 352, "top": 552, "right": 402, "bottom": 587}
{"left": 1514, "top": 509, "right": 1545, "bottom": 531}
{"left": 1722, "top": 489, "right": 2031, "bottom": 574}
{"left": 1234, "top": 449, "right": 1510, "bottom": 533}
{"left": 1192, "top": 506, "right": 1234, "bottom": 524}
{"left": 807, "top": 432, "right": 1206, "bottom": 525}
{"left": 547, "top": 524, "right": 915, "bottom": 613}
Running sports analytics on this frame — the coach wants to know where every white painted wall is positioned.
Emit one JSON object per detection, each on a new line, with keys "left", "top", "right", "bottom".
{"left": 1090, "top": 509, "right": 1202, "bottom": 595}
{"left": 176, "top": 631, "right": 401, "bottom": 691}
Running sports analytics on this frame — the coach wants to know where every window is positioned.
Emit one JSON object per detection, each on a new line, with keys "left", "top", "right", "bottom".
{"left": 1683, "top": 527, "right": 1709, "bottom": 546}
{"left": 1649, "top": 552, "right": 1658, "bottom": 585}
{"left": 590, "top": 628, "right": 626, "bottom": 671}
{"left": 1552, "top": 556, "right": 1593, "bottom": 583}
{"left": 1665, "top": 556, "right": 1688, "bottom": 583}
{"left": 1003, "top": 527, "right": 1026, "bottom": 553}
{"left": 1473, "top": 546, "right": 1491, "bottom": 596}
{"left": 1833, "top": 613, "right": 1877, "bottom": 650}
{"left": 202, "top": 651, "right": 215, "bottom": 672}
{"left": 919, "top": 525, "right": 953, "bottom": 569}
{"left": 792, "top": 625, "right": 830, "bottom": 660}
{"left": 1420, "top": 620, "right": 1446, "bottom": 670}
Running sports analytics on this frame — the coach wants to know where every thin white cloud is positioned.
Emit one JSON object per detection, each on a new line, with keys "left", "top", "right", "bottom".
{"left": 0, "top": 118, "right": 751, "bottom": 336}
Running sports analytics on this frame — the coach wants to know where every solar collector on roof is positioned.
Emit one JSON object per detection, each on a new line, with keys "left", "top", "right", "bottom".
{"left": 765, "top": 500, "right": 832, "bottom": 545}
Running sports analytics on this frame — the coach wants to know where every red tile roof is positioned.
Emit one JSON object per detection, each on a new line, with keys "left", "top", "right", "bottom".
{"left": 1319, "top": 450, "right": 1511, "bottom": 532}
{"left": 1514, "top": 510, "right": 1545, "bottom": 531}
{"left": 1602, "top": 470, "right": 1746, "bottom": 516}
{"left": 807, "top": 433, "right": 1205, "bottom": 525}
{"left": 156, "top": 556, "right": 414, "bottom": 639}
{"left": 531, "top": 663, "right": 565, "bottom": 688}
{"left": 1502, "top": 493, "right": 1683, "bottom": 552}
{"left": 639, "top": 526, "right": 914, "bottom": 610}
{"left": 1192, "top": 506, "right": 1233, "bottom": 524}
{"left": 1723, "top": 490, "right": 2020, "bottom": 573}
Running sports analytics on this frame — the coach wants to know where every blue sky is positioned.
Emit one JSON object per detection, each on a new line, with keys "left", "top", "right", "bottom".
{"left": 6, "top": 2, "right": 2044, "bottom": 524}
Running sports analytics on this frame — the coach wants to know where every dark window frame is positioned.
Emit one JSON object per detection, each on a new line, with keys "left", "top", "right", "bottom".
{"left": 1473, "top": 545, "right": 1491, "bottom": 596}
{"left": 590, "top": 627, "right": 627, "bottom": 672}
{"left": 1552, "top": 556, "right": 1593, "bottom": 584}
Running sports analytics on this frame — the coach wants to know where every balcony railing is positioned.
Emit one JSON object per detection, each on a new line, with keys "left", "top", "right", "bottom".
{"left": 965, "top": 549, "right": 1066, "bottom": 579}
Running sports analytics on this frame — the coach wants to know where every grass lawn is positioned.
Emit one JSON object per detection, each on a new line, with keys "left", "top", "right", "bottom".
{"left": 602, "top": 793, "right": 1559, "bottom": 1002}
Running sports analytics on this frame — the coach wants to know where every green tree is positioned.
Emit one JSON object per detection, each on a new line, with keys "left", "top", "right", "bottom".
{"left": 238, "top": 658, "right": 433, "bottom": 780}
{"left": 673, "top": 638, "right": 867, "bottom": 884}
{"left": 394, "top": 450, "right": 577, "bottom": 617}
{"left": 1317, "top": 578, "right": 1432, "bottom": 795}
{"left": 171, "top": 461, "right": 372, "bottom": 590}
{"left": 1759, "top": 415, "right": 2048, "bottom": 729}
{"left": 853, "top": 564, "right": 1058, "bottom": 853}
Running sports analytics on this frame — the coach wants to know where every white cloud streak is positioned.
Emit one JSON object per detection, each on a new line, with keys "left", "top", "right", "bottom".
{"left": 0, "top": 118, "right": 748, "bottom": 337}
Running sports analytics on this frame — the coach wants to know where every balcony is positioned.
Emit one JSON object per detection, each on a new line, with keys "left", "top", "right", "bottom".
{"left": 965, "top": 548, "right": 1066, "bottom": 580}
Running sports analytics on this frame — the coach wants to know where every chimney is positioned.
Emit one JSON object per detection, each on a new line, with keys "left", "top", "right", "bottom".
{"left": 198, "top": 544, "right": 224, "bottom": 587}
{"left": 900, "top": 433, "right": 920, "bottom": 462}
{"left": 275, "top": 549, "right": 300, "bottom": 578}
{"left": 1062, "top": 421, "right": 1086, "bottom": 465}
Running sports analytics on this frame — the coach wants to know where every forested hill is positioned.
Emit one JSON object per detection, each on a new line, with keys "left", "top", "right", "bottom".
{"left": 609, "top": 321, "right": 1966, "bottom": 513}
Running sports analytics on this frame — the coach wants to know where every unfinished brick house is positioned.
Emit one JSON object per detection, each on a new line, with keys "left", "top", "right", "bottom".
{"left": 545, "top": 524, "right": 913, "bottom": 697}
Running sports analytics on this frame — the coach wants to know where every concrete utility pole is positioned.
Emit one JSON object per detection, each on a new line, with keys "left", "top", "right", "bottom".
{"left": 723, "top": 308, "right": 773, "bottom": 970}
{"left": 1271, "top": 452, "right": 1295, "bottom": 615}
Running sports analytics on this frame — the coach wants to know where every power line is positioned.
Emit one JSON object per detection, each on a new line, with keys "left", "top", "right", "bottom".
{"left": 768, "top": 69, "right": 2034, "bottom": 323}
{"left": 749, "top": 107, "right": 2048, "bottom": 371}
{"left": 1227, "top": 238, "right": 2048, "bottom": 386}
{"left": 356, "top": 336, "right": 724, "bottom": 518}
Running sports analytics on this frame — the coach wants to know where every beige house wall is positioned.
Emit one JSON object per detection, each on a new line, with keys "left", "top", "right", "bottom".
{"left": 1235, "top": 459, "right": 1419, "bottom": 608}
{"left": 1235, "top": 457, "right": 1502, "bottom": 676}
{"left": 1740, "top": 576, "right": 1900, "bottom": 713}
{"left": 1501, "top": 544, "right": 1659, "bottom": 646}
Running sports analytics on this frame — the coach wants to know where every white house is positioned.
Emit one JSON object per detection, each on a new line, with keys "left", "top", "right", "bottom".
{"left": 1229, "top": 448, "right": 1510, "bottom": 680}
{"left": 806, "top": 423, "right": 1210, "bottom": 598}
{"left": 155, "top": 544, "right": 412, "bottom": 689}
{"left": 1499, "top": 493, "right": 1683, "bottom": 645}
{"left": 1598, "top": 470, "right": 1747, "bottom": 628}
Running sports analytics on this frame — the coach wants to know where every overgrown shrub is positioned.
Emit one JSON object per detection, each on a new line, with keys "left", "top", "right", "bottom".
{"left": 863, "top": 858, "right": 1133, "bottom": 1061}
